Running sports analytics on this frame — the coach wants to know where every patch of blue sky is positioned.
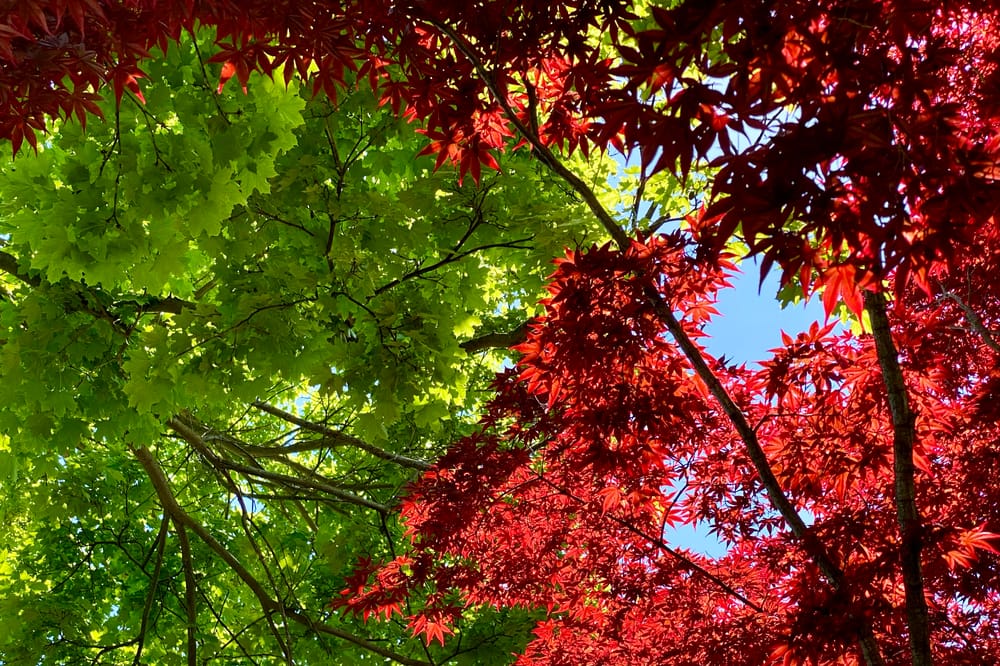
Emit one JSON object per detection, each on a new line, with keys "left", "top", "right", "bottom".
{"left": 705, "top": 257, "right": 830, "bottom": 367}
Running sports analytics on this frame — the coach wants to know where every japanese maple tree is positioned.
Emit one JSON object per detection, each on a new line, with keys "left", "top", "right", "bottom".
{"left": 3, "top": 0, "right": 1000, "bottom": 665}
{"left": 339, "top": 233, "right": 1000, "bottom": 664}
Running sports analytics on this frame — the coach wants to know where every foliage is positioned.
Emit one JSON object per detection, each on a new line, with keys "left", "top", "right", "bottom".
{"left": 0, "top": 28, "right": 605, "bottom": 665}
{"left": 343, "top": 236, "right": 1000, "bottom": 664}
{"left": 2, "top": 1, "right": 1000, "bottom": 666}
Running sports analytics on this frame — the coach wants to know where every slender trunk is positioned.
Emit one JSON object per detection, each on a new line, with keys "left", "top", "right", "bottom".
{"left": 176, "top": 524, "right": 198, "bottom": 666}
{"left": 650, "top": 291, "right": 885, "bottom": 665}
{"left": 865, "top": 291, "right": 933, "bottom": 666}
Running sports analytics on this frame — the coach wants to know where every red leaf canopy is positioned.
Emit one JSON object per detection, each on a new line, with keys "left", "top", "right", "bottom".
{"left": 3, "top": 1, "right": 999, "bottom": 291}
{"left": 338, "top": 234, "right": 1000, "bottom": 664}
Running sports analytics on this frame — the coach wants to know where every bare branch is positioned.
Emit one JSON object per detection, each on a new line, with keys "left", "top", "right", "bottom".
{"left": 460, "top": 322, "right": 528, "bottom": 353}
{"left": 939, "top": 287, "right": 1000, "bottom": 353}
{"left": 251, "top": 402, "right": 431, "bottom": 471}
{"left": 131, "top": 445, "right": 433, "bottom": 666}
{"left": 225, "top": 472, "right": 295, "bottom": 665}
{"left": 168, "top": 417, "right": 394, "bottom": 513}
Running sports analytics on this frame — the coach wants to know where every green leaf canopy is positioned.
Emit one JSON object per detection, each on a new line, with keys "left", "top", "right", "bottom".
{"left": 0, "top": 31, "right": 633, "bottom": 665}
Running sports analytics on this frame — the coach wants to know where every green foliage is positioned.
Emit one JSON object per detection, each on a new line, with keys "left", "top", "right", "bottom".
{"left": 0, "top": 31, "right": 616, "bottom": 665}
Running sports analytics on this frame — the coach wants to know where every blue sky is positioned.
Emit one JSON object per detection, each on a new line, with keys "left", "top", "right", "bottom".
{"left": 665, "top": 260, "right": 828, "bottom": 557}
{"left": 704, "top": 259, "right": 828, "bottom": 366}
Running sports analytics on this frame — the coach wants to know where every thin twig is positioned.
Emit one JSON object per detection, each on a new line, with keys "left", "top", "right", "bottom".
{"left": 939, "top": 287, "right": 1000, "bottom": 353}
{"left": 533, "top": 473, "right": 765, "bottom": 612}
{"left": 131, "top": 445, "right": 434, "bottom": 666}
{"left": 372, "top": 238, "right": 533, "bottom": 298}
{"left": 168, "top": 417, "right": 393, "bottom": 513}
{"left": 251, "top": 402, "right": 431, "bottom": 471}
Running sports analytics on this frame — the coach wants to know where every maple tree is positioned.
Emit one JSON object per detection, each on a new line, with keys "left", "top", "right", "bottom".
{"left": 2, "top": 1, "right": 1000, "bottom": 665}
{"left": 0, "top": 28, "right": 601, "bottom": 666}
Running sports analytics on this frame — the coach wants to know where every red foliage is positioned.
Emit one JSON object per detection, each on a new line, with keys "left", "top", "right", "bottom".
{"left": 338, "top": 233, "right": 1000, "bottom": 664}
{"left": 6, "top": 1, "right": 1000, "bottom": 662}
{"left": 3, "top": 1, "right": 999, "bottom": 293}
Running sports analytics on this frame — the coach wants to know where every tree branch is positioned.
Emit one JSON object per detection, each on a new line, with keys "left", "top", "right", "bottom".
{"left": 460, "top": 322, "right": 528, "bottom": 353}
{"left": 132, "top": 514, "right": 169, "bottom": 666}
{"left": 0, "top": 249, "right": 194, "bottom": 315}
{"left": 372, "top": 238, "right": 533, "bottom": 298}
{"left": 167, "top": 417, "right": 394, "bottom": 513}
{"left": 131, "top": 445, "right": 433, "bottom": 666}
{"left": 864, "top": 291, "right": 931, "bottom": 666}
{"left": 176, "top": 523, "right": 198, "bottom": 666}
{"left": 415, "top": 15, "right": 632, "bottom": 250}
{"left": 415, "top": 15, "right": 887, "bottom": 664}
{"left": 251, "top": 402, "right": 431, "bottom": 471}
{"left": 223, "top": 471, "right": 295, "bottom": 664}
{"left": 0, "top": 249, "right": 41, "bottom": 287}
{"left": 645, "top": 289, "right": 886, "bottom": 664}
{"left": 939, "top": 287, "right": 1000, "bottom": 353}
{"left": 533, "top": 473, "right": 765, "bottom": 612}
